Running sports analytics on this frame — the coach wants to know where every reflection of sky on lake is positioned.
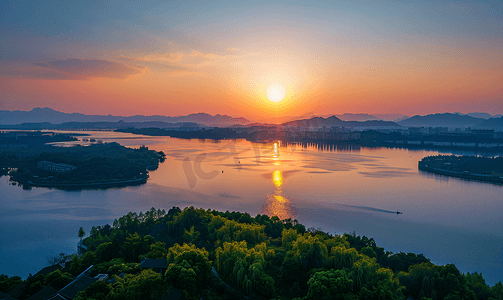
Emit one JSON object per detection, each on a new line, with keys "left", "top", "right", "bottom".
{"left": 1, "top": 131, "right": 503, "bottom": 284}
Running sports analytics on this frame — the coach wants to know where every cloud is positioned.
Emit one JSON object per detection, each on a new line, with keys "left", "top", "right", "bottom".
{"left": 0, "top": 59, "right": 144, "bottom": 80}
{"left": 115, "top": 55, "right": 134, "bottom": 61}
{"left": 0, "top": 64, "right": 76, "bottom": 80}
{"left": 227, "top": 47, "right": 239, "bottom": 51}
{"left": 137, "top": 60, "right": 188, "bottom": 71}
{"left": 33, "top": 59, "right": 144, "bottom": 79}
{"left": 188, "top": 50, "right": 224, "bottom": 60}
{"left": 33, "top": 62, "right": 50, "bottom": 68}
{"left": 130, "top": 50, "right": 235, "bottom": 72}
{"left": 135, "top": 50, "right": 226, "bottom": 63}
{"left": 135, "top": 52, "right": 184, "bottom": 63}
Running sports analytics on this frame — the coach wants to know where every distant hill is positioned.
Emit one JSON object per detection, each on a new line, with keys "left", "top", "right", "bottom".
{"left": 315, "top": 113, "right": 381, "bottom": 121}
{"left": 475, "top": 117, "right": 503, "bottom": 130}
{"left": 373, "top": 113, "right": 409, "bottom": 121}
{"left": 343, "top": 120, "right": 402, "bottom": 128}
{"left": 465, "top": 112, "right": 494, "bottom": 119}
{"left": 393, "top": 115, "right": 411, "bottom": 122}
{"left": 0, "top": 107, "right": 250, "bottom": 126}
{"left": 282, "top": 116, "right": 345, "bottom": 127}
{"left": 282, "top": 116, "right": 400, "bottom": 128}
{"left": 317, "top": 113, "right": 408, "bottom": 122}
{"left": 0, "top": 121, "right": 203, "bottom": 130}
{"left": 334, "top": 113, "right": 380, "bottom": 121}
{"left": 398, "top": 113, "right": 485, "bottom": 128}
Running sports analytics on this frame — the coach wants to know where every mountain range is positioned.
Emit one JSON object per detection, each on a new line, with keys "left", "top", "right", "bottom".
{"left": 310, "top": 113, "right": 404, "bottom": 122}
{"left": 1, "top": 108, "right": 503, "bottom": 129}
{"left": 0, "top": 107, "right": 250, "bottom": 126}
{"left": 281, "top": 113, "right": 503, "bottom": 130}
{"left": 397, "top": 113, "right": 503, "bottom": 129}
{"left": 459, "top": 112, "right": 502, "bottom": 119}
{"left": 282, "top": 116, "right": 401, "bottom": 129}
{"left": 0, "top": 121, "right": 204, "bottom": 130}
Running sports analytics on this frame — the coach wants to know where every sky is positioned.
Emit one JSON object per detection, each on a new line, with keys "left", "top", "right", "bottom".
{"left": 1, "top": 0, "right": 502, "bottom": 122}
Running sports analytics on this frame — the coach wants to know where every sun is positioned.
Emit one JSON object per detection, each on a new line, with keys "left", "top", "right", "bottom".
{"left": 266, "top": 84, "right": 286, "bottom": 103}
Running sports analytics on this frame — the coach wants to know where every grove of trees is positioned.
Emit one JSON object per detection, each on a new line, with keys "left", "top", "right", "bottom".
{"left": 2, "top": 206, "right": 502, "bottom": 300}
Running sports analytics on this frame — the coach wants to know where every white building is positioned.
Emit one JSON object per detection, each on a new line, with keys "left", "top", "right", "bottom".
{"left": 37, "top": 161, "right": 76, "bottom": 172}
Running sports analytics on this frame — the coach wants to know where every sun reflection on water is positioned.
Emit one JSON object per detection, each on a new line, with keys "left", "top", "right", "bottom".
{"left": 273, "top": 170, "right": 283, "bottom": 187}
{"left": 262, "top": 142, "right": 296, "bottom": 220}
{"left": 273, "top": 142, "right": 280, "bottom": 166}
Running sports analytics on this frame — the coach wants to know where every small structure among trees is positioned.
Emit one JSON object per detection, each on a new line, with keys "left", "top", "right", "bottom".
{"left": 139, "top": 259, "right": 168, "bottom": 275}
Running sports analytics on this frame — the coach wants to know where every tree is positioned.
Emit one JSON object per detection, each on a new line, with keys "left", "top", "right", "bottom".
{"left": 305, "top": 269, "right": 356, "bottom": 300}
{"left": 166, "top": 243, "right": 212, "bottom": 298}
{"left": 90, "top": 226, "right": 98, "bottom": 236}
{"left": 82, "top": 251, "right": 96, "bottom": 267}
{"left": 108, "top": 270, "right": 163, "bottom": 300}
{"left": 0, "top": 274, "right": 22, "bottom": 293}
{"left": 123, "top": 233, "right": 153, "bottom": 262}
{"left": 70, "top": 254, "right": 83, "bottom": 276}
{"left": 146, "top": 242, "right": 167, "bottom": 259}
{"left": 491, "top": 281, "right": 503, "bottom": 299}
{"left": 78, "top": 227, "right": 85, "bottom": 241}
{"left": 44, "top": 269, "right": 73, "bottom": 290}
{"left": 74, "top": 280, "right": 111, "bottom": 300}
{"left": 361, "top": 246, "right": 377, "bottom": 259}
{"left": 47, "top": 252, "right": 72, "bottom": 266}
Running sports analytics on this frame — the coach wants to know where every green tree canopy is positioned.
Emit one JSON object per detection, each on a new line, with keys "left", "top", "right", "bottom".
{"left": 78, "top": 227, "right": 85, "bottom": 241}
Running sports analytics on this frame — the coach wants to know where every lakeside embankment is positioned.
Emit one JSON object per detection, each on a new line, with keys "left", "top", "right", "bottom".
{"left": 418, "top": 155, "right": 503, "bottom": 184}
{"left": 16, "top": 175, "right": 149, "bottom": 189}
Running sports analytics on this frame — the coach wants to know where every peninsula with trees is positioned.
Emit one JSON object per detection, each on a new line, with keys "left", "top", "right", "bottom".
{"left": 0, "top": 142, "right": 166, "bottom": 189}
{"left": 418, "top": 155, "right": 503, "bottom": 184}
{"left": 1, "top": 206, "right": 502, "bottom": 300}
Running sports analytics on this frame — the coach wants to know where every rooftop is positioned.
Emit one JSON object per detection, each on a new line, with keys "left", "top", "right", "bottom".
{"left": 0, "top": 291, "right": 18, "bottom": 300}
{"left": 26, "top": 285, "right": 58, "bottom": 300}
{"left": 139, "top": 258, "right": 168, "bottom": 269}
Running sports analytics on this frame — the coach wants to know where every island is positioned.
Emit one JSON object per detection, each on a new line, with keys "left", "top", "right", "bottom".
{"left": 1, "top": 206, "right": 502, "bottom": 300}
{"left": 0, "top": 142, "right": 165, "bottom": 189}
{"left": 418, "top": 155, "right": 503, "bottom": 184}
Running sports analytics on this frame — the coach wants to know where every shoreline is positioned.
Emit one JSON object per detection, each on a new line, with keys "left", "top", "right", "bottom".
{"left": 418, "top": 164, "right": 503, "bottom": 184}
{"left": 11, "top": 175, "right": 148, "bottom": 189}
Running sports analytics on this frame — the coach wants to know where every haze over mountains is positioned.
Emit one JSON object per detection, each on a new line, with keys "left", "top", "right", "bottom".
{"left": 1, "top": 108, "right": 503, "bottom": 129}
{"left": 397, "top": 113, "right": 503, "bottom": 129}
{"left": 259, "top": 112, "right": 501, "bottom": 124}
{"left": 0, "top": 107, "right": 250, "bottom": 126}
{"left": 282, "top": 116, "right": 401, "bottom": 129}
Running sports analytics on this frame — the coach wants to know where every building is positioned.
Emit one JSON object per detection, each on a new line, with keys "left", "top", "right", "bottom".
{"left": 26, "top": 285, "right": 58, "bottom": 300}
{"left": 46, "top": 266, "right": 96, "bottom": 300}
{"left": 37, "top": 161, "right": 76, "bottom": 173}
{"left": 0, "top": 290, "right": 18, "bottom": 300}
{"left": 139, "top": 259, "right": 168, "bottom": 275}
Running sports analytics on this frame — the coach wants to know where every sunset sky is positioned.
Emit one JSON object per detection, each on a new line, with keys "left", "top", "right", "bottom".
{"left": 1, "top": 0, "right": 502, "bottom": 122}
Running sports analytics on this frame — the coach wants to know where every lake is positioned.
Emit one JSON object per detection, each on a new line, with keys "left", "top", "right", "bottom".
{"left": 0, "top": 131, "right": 502, "bottom": 284}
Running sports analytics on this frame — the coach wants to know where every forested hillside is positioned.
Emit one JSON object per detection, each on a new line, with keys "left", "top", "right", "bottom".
{"left": 3, "top": 207, "right": 502, "bottom": 300}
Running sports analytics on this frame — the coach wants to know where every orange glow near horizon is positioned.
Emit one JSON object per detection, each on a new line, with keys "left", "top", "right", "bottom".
{"left": 1, "top": 35, "right": 502, "bottom": 121}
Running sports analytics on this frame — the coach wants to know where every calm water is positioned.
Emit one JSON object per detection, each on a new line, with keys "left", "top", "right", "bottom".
{"left": 0, "top": 131, "right": 502, "bottom": 284}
